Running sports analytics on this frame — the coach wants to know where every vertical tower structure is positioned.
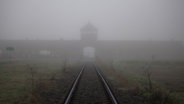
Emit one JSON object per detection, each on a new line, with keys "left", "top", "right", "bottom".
{"left": 80, "top": 22, "right": 98, "bottom": 41}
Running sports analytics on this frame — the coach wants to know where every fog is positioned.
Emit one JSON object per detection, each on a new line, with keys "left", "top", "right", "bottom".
{"left": 0, "top": 0, "right": 184, "bottom": 40}
{"left": 1, "top": 1, "right": 184, "bottom": 104}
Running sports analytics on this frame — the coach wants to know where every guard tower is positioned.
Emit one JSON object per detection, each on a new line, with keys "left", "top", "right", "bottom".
{"left": 80, "top": 22, "right": 98, "bottom": 41}
{"left": 81, "top": 23, "right": 97, "bottom": 62}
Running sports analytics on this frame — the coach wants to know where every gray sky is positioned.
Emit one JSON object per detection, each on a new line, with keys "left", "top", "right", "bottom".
{"left": 0, "top": 0, "right": 183, "bottom": 40}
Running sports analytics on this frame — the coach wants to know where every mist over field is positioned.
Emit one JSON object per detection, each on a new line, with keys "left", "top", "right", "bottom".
{"left": 0, "top": 0, "right": 184, "bottom": 41}
{"left": 0, "top": 1, "right": 184, "bottom": 104}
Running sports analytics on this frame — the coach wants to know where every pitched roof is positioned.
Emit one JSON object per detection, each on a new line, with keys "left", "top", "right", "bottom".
{"left": 81, "top": 22, "right": 97, "bottom": 31}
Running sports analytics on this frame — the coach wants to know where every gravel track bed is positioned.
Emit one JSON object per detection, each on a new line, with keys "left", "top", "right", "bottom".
{"left": 70, "top": 64, "right": 112, "bottom": 104}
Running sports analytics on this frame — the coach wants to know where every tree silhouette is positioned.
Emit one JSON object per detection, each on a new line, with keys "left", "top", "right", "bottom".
{"left": 6, "top": 46, "right": 15, "bottom": 59}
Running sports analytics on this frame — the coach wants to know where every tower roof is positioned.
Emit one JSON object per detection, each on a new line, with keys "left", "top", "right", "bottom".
{"left": 81, "top": 22, "right": 97, "bottom": 31}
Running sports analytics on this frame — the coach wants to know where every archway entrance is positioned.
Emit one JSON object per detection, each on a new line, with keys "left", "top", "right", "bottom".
{"left": 83, "top": 47, "right": 95, "bottom": 61}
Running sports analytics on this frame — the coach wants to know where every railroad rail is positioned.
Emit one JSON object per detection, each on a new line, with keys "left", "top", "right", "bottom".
{"left": 62, "top": 63, "right": 118, "bottom": 104}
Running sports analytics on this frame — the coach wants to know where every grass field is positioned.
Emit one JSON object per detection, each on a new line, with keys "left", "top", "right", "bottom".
{"left": 98, "top": 60, "right": 184, "bottom": 104}
{"left": 0, "top": 59, "right": 80, "bottom": 104}
{"left": 1, "top": 59, "right": 184, "bottom": 104}
{"left": 114, "top": 61, "right": 184, "bottom": 90}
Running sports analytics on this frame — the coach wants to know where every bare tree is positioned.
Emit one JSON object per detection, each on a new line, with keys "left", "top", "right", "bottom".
{"left": 109, "top": 60, "right": 116, "bottom": 72}
{"left": 6, "top": 46, "right": 15, "bottom": 60}
{"left": 144, "top": 54, "right": 155, "bottom": 92}
{"left": 27, "top": 64, "right": 36, "bottom": 94}
{"left": 144, "top": 63, "right": 152, "bottom": 92}
{"left": 62, "top": 56, "right": 68, "bottom": 72}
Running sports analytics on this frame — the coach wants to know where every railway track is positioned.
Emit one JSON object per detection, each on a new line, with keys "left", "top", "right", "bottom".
{"left": 62, "top": 63, "right": 118, "bottom": 104}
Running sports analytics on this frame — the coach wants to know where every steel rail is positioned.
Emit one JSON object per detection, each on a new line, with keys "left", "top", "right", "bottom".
{"left": 94, "top": 64, "right": 119, "bottom": 104}
{"left": 62, "top": 65, "right": 85, "bottom": 104}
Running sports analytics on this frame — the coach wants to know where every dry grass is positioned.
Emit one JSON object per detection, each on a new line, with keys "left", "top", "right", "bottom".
{"left": 0, "top": 59, "right": 79, "bottom": 104}
{"left": 97, "top": 60, "right": 184, "bottom": 104}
